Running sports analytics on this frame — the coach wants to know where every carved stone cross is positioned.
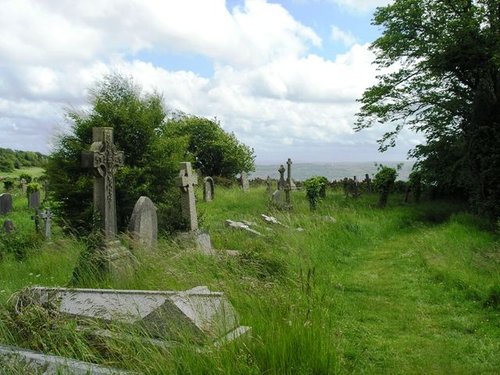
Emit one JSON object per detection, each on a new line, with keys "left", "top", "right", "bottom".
{"left": 39, "top": 208, "right": 53, "bottom": 240}
{"left": 177, "top": 162, "right": 198, "bottom": 231}
{"left": 82, "top": 127, "right": 124, "bottom": 240}
{"left": 277, "top": 165, "right": 286, "bottom": 190}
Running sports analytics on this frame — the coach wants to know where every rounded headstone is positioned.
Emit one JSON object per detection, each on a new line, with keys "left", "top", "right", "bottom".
{"left": 128, "top": 196, "right": 158, "bottom": 249}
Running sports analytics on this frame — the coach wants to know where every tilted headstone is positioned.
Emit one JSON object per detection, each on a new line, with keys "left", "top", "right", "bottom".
{"left": 203, "top": 177, "right": 215, "bottom": 202}
{"left": 128, "top": 196, "right": 157, "bottom": 249}
{"left": 2, "top": 219, "right": 15, "bottom": 234}
{"left": 18, "top": 286, "right": 250, "bottom": 346}
{"left": 176, "top": 162, "right": 198, "bottom": 231}
{"left": 82, "top": 127, "right": 124, "bottom": 241}
{"left": 40, "top": 209, "right": 53, "bottom": 240}
{"left": 0, "top": 344, "right": 134, "bottom": 375}
{"left": 28, "top": 190, "right": 41, "bottom": 209}
{"left": 0, "top": 193, "right": 13, "bottom": 215}
{"left": 240, "top": 172, "right": 249, "bottom": 192}
{"left": 277, "top": 165, "right": 286, "bottom": 190}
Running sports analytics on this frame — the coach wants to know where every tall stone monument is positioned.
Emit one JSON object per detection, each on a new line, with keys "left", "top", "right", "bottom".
{"left": 285, "top": 158, "right": 292, "bottom": 206}
{"left": 177, "top": 162, "right": 198, "bottom": 231}
{"left": 82, "top": 127, "right": 124, "bottom": 240}
{"left": 277, "top": 165, "right": 286, "bottom": 190}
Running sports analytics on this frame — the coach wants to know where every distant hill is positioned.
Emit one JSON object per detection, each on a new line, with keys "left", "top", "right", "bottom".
{"left": 0, "top": 147, "right": 48, "bottom": 173}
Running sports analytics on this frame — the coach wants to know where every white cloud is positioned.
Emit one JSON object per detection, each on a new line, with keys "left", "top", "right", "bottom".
{"left": 331, "top": 25, "right": 357, "bottom": 46}
{"left": 328, "top": 0, "right": 393, "bottom": 12}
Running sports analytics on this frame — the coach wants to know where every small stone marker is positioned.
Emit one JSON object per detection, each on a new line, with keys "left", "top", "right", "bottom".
{"left": 225, "top": 219, "right": 263, "bottom": 236}
{"left": 28, "top": 190, "right": 41, "bottom": 209}
{"left": 2, "top": 219, "right": 15, "bottom": 234}
{"left": 277, "top": 165, "right": 286, "bottom": 190}
{"left": 0, "top": 193, "right": 13, "bottom": 215}
{"left": 40, "top": 208, "right": 53, "bottom": 240}
{"left": 82, "top": 127, "right": 124, "bottom": 241}
{"left": 128, "top": 196, "right": 157, "bottom": 249}
{"left": 203, "top": 177, "right": 215, "bottom": 202}
{"left": 0, "top": 344, "right": 134, "bottom": 375}
{"left": 240, "top": 172, "right": 249, "bottom": 192}
{"left": 177, "top": 162, "right": 198, "bottom": 231}
{"left": 18, "top": 286, "right": 250, "bottom": 346}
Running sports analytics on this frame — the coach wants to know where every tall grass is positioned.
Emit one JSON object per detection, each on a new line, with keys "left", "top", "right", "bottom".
{"left": 0, "top": 183, "right": 498, "bottom": 373}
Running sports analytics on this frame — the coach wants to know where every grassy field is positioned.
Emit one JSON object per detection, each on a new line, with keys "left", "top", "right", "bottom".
{"left": 0, "top": 167, "right": 46, "bottom": 179}
{"left": 0, "top": 183, "right": 499, "bottom": 374}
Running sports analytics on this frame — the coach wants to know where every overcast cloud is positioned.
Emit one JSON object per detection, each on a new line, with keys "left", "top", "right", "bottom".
{"left": 0, "top": 0, "right": 414, "bottom": 163}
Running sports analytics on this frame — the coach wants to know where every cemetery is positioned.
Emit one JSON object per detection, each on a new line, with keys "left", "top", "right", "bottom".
{"left": 0, "top": 142, "right": 499, "bottom": 373}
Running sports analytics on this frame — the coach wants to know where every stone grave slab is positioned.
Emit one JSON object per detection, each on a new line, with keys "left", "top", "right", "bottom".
{"left": 28, "top": 190, "right": 41, "bottom": 209}
{"left": 225, "top": 219, "right": 263, "bottom": 236}
{"left": 0, "top": 344, "right": 134, "bottom": 375}
{"left": 203, "top": 177, "right": 214, "bottom": 202}
{"left": 176, "top": 230, "right": 216, "bottom": 256}
{"left": 19, "top": 286, "right": 250, "bottom": 346}
{"left": 0, "top": 193, "right": 13, "bottom": 215}
{"left": 128, "top": 196, "right": 157, "bottom": 249}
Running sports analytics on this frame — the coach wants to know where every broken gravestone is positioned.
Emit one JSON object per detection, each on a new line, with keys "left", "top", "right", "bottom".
{"left": 225, "top": 220, "right": 263, "bottom": 236}
{"left": 17, "top": 286, "right": 250, "bottom": 347}
{"left": 203, "top": 177, "right": 215, "bottom": 202}
{"left": 0, "top": 193, "right": 13, "bottom": 215}
{"left": 128, "top": 196, "right": 157, "bottom": 249}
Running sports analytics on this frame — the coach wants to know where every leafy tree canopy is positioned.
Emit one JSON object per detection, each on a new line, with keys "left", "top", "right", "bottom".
{"left": 356, "top": 0, "right": 500, "bottom": 223}
{"left": 164, "top": 114, "right": 255, "bottom": 178}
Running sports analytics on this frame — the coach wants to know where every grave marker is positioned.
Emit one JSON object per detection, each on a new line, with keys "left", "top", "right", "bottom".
{"left": 0, "top": 193, "right": 13, "bottom": 215}
{"left": 28, "top": 190, "right": 40, "bottom": 209}
{"left": 277, "top": 165, "right": 286, "bottom": 190}
{"left": 203, "top": 177, "right": 215, "bottom": 202}
{"left": 2, "top": 219, "right": 15, "bottom": 234}
{"left": 240, "top": 172, "right": 249, "bottom": 192}
{"left": 285, "top": 158, "right": 292, "bottom": 205}
{"left": 176, "top": 162, "right": 198, "bottom": 231}
{"left": 40, "top": 209, "right": 53, "bottom": 240}
{"left": 128, "top": 196, "right": 157, "bottom": 249}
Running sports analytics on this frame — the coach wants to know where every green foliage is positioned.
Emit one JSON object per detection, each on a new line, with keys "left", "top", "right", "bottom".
{"left": 373, "top": 166, "right": 397, "bottom": 207}
{"left": 18, "top": 173, "right": 32, "bottom": 183}
{"left": 164, "top": 114, "right": 255, "bottom": 178}
{"left": 46, "top": 73, "right": 186, "bottom": 235}
{"left": 2, "top": 179, "right": 14, "bottom": 191}
{"left": 0, "top": 148, "right": 47, "bottom": 173}
{"left": 25, "top": 183, "right": 41, "bottom": 195}
{"left": 304, "top": 176, "right": 328, "bottom": 210}
{"left": 356, "top": 0, "right": 500, "bottom": 225}
{"left": 0, "top": 231, "right": 43, "bottom": 261}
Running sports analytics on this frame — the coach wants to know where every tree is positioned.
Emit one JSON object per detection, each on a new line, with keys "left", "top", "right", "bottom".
{"left": 46, "top": 74, "right": 186, "bottom": 235}
{"left": 356, "top": 0, "right": 500, "bottom": 223}
{"left": 373, "top": 166, "right": 397, "bottom": 208}
{"left": 164, "top": 115, "right": 255, "bottom": 178}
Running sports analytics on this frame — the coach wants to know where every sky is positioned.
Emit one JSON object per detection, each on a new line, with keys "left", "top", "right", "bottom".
{"left": 0, "top": 0, "right": 420, "bottom": 164}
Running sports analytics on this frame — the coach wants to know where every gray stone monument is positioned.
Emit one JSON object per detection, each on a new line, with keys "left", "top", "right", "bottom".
{"left": 240, "top": 172, "right": 249, "bottom": 192}
{"left": 277, "top": 165, "right": 286, "bottom": 190}
{"left": 285, "top": 158, "right": 292, "bottom": 205}
{"left": 128, "top": 196, "right": 157, "bottom": 249}
{"left": 20, "top": 178, "right": 27, "bottom": 194}
{"left": 203, "top": 177, "right": 215, "bottom": 202}
{"left": 2, "top": 219, "right": 15, "bottom": 234}
{"left": 0, "top": 193, "right": 13, "bottom": 215}
{"left": 176, "top": 162, "right": 198, "bottom": 231}
{"left": 82, "top": 127, "right": 124, "bottom": 240}
{"left": 40, "top": 209, "right": 53, "bottom": 240}
{"left": 28, "top": 190, "right": 40, "bottom": 209}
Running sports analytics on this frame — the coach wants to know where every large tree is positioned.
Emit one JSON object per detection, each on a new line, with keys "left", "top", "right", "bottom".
{"left": 356, "top": 0, "right": 500, "bottom": 223}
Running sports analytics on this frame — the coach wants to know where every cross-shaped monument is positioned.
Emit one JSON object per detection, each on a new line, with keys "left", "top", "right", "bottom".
{"left": 285, "top": 158, "right": 293, "bottom": 205}
{"left": 177, "top": 162, "right": 198, "bottom": 231}
{"left": 82, "top": 127, "right": 124, "bottom": 240}
{"left": 277, "top": 165, "right": 286, "bottom": 190}
{"left": 40, "top": 209, "right": 53, "bottom": 240}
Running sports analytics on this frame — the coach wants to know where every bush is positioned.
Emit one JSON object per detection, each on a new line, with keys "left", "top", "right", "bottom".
{"left": 26, "top": 182, "right": 41, "bottom": 195}
{"left": 3, "top": 179, "right": 14, "bottom": 191}
{"left": 304, "top": 176, "right": 328, "bottom": 210}
{"left": 373, "top": 166, "right": 397, "bottom": 208}
{"left": 19, "top": 173, "right": 32, "bottom": 183}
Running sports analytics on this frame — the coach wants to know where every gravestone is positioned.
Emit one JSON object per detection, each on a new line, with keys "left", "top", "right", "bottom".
{"left": 28, "top": 190, "right": 40, "bottom": 209}
{"left": 40, "top": 209, "right": 53, "bottom": 240}
{"left": 82, "top": 127, "right": 124, "bottom": 241}
{"left": 265, "top": 176, "right": 272, "bottom": 194}
{"left": 31, "top": 209, "right": 41, "bottom": 233}
{"left": 0, "top": 344, "right": 133, "bottom": 375}
{"left": 203, "top": 177, "right": 215, "bottom": 202}
{"left": 177, "top": 162, "right": 198, "bottom": 231}
{"left": 2, "top": 219, "right": 15, "bottom": 234}
{"left": 364, "top": 173, "right": 372, "bottom": 192}
{"left": 240, "top": 172, "right": 249, "bottom": 192}
{"left": 285, "top": 158, "right": 292, "bottom": 206}
{"left": 353, "top": 176, "right": 360, "bottom": 198}
{"left": 277, "top": 165, "right": 286, "bottom": 190}
{"left": 128, "top": 196, "right": 157, "bottom": 249}
{"left": 19, "top": 286, "right": 250, "bottom": 346}
{"left": 0, "top": 193, "right": 13, "bottom": 215}
{"left": 20, "top": 178, "right": 27, "bottom": 194}
{"left": 225, "top": 220, "right": 263, "bottom": 236}
{"left": 271, "top": 189, "right": 286, "bottom": 208}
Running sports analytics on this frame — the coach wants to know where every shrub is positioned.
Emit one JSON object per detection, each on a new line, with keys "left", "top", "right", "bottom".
{"left": 373, "top": 166, "right": 397, "bottom": 208}
{"left": 304, "top": 176, "right": 328, "bottom": 210}
{"left": 19, "top": 173, "right": 32, "bottom": 183}
{"left": 3, "top": 179, "right": 14, "bottom": 191}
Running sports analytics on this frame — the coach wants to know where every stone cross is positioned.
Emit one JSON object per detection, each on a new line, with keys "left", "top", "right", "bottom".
{"left": 82, "top": 127, "right": 124, "bottom": 240}
{"left": 285, "top": 158, "right": 292, "bottom": 205}
{"left": 277, "top": 165, "right": 286, "bottom": 190}
{"left": 40, "top": 209, "right": 53, "bottom": 240}
{"left": 177, "top": 162, "right": 198, "bottom": 231}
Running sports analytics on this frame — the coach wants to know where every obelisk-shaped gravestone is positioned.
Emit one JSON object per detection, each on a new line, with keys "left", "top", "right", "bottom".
{"left": 177, "top": 162, "right": 198, "bottom": 231}
{"left": 82, "top": 127, "right": 124, "bottom": 241}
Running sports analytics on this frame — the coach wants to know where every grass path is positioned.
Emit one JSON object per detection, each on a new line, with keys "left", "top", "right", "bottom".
{"left": 333, "top": 227, "right": 500, "bottom": 374}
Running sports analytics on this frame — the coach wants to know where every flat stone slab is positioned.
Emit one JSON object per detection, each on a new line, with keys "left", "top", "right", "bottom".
{"left": 0, "top": 344, "right": 134, "bottom": 374}
{"left": 225, "top": 220, "right": 263, "bottom": 236}
{"left": 18, "top": 286, "right": 249, "bottom": 345}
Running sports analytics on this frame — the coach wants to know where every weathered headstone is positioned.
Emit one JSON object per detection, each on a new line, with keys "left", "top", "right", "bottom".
{"left": 0, "top": 193, "right": 13, "bottom": 215}
{"left": 203, "top": 177, "right": 215, "bottom": 202}
{"left": 176, "top": 162, "right": 198, "bottom": 231}
{"left": 2, "top": 219, "right": 15, "bottom": 234}
{"left": 82, "top": 127, "right": 124, "bottom": 241}
{"left": 285, "top": 158, "right": 292, "bottom": 206}
{"left": 240, "top": 172, "right": 249, "bottom": 192}
{"left": 18, "top": 286, "right": 250, "bottom": 346}
{"left": 0, "top": 344, "right": 133, "bottom": 375}
{"left": 40, "top": 209, "right": 53, "bottom": 240}
{"left": 28, "top": 190, "right": 40, "bottom": 209}
{"left": 271, "top": 189, "right": 286, "bottom": 208}
{"left": 128, "top": 196, "right": 157, "bottom": 249}
{"left": 277, "top": 165, "right": 286, "bottom": 190}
